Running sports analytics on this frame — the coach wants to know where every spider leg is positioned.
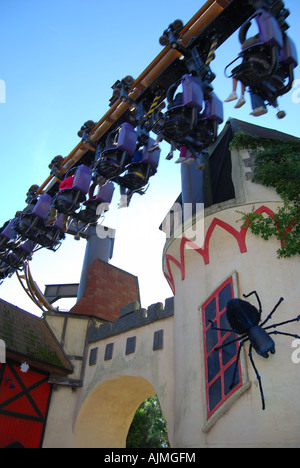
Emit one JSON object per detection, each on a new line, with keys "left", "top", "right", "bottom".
{"left": 260, "top": 297, "right": 284, "bottom": 327}
{"left": 208, "top": 320, "right": 233, "bottom": 333}
{"left": 268, "top": 331, "right": 300, "bottom": 339}
{"left": 264, "top": 315, "right": 300, "bottom": 332}
{"left": 243, "top": 291, "right": 262, "bottom": 315}
{"left": 248, "top": 344, "right": 265, "bottom": 410}
{"left": 214, "top": 334, "right": 248, "bottom": 351}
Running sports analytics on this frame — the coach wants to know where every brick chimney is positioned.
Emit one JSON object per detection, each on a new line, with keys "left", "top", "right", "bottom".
{"left": 70, "top": 259, "right": 140, "bottom": 322}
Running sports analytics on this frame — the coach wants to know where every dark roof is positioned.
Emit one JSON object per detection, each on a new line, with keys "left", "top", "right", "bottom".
{"left": 209, "top": 118, "right": 299, "bottom": 205}
{"left": 0, "top": 299, "right": 72, "bottom": 374}
{"left": 224, "top": 118, "right": 299, "bottom": 143}
{"left": 160, "top": 118, "right": 299, "bottom": 227}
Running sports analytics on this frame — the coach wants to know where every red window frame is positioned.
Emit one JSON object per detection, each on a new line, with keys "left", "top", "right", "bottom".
{"left": 202, "top": 275, "right": 242, "bottom": 419}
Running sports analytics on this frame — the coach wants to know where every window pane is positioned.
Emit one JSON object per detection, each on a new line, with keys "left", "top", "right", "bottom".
{"left": 220, "top": 310, "right": 231, "bottom": 335}
{"left": 224, "top": 361, "right": 240, "bottom": 396}
{"left": 204, "top": 298, "right": 216, "bottom": 327}
{"left": 221, "top": 333, "right": 238, "bottom": 366}
{"left": 218, "top": 283, "right": 232, "bottom": 311}
{"left": 206, "top": 326, "right": 218, "bottom": 354}
{"left": 207, "top": 351, "right": 220, "bottom": 382}
{"left": 208, "top": 377, "right": 222, "bottom": 411}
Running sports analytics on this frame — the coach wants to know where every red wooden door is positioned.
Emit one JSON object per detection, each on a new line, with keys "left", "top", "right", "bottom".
{"left": 0, "top": 360, "right": 52, "bottom": 448}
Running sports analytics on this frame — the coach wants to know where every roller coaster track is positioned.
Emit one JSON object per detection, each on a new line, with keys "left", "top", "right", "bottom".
{"left": 16, "top": 262, "right": 57, "bottom": 314}
{"left": 36, "top": 0, "right": 269, "bottom": 197}
{"left": 11, "top": 0, "right": 290, "bottom": 312}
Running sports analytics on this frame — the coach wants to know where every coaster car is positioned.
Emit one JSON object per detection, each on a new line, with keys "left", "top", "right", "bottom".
{"left": 188, "top": 91, "right": 223, "bottom": 151}
{"left": 14, "top": 193, "right": 52, "bottom": 240}
{"left": 226, "top": 10, "right": 284, "bottom": 86}
{"left": 161, "top": 74, "right": 204, "bottom": 141}
{"left": 93, "top": 123, "right": 137, "bottom": 180}
{"left": 0, "top": 239, "right": 36, "bottom": 270}
{"left": 51, "top": 165, "right": 93, "bottom": 215}
{"left": 0, "top": 219, "right": 19, "bottom": 253}
{"left": 225, "top": 9, "right": 298, "bottom": 109}
{"left": 34, "top": 214, "right": 65, "bottom": 251}
{"left": 275, "top": 35, "right": 298, "bottom": 98}
{"left": 0, "top": 262, "right": 15, "bottom": 282}
{"left": 159, "top": 74, "right": 223, "bottom": 152}
{"left": 13, "top": 194, "right": 64, "bottom": 250}
{"left": 75, "top": 181, "right": 115, "bottom": 224}
{"left": 251, "top": 34, "right": 298, "bottom": 110}
{"left": 118, "top": 139, "right": 160, "bottom": 192}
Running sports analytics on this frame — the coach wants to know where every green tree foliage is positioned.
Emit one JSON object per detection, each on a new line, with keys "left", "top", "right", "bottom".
{"left": 126, "top": 395, "right": 170, "bottom": 448}
{"left": 231, "top": 132, "right": 300, "bottom": 258}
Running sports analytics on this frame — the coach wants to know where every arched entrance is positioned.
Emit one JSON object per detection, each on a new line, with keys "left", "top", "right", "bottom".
{"left": 74, "top": 376, "right": 156, "bottom": 448}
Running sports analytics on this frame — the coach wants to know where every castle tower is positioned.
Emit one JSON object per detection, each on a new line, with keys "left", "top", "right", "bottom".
{"left": 161, "top": 119, "right": 300, "bottom": 447}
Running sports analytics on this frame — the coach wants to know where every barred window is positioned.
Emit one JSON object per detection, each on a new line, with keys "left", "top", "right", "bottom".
{"left": 202, "top": 275, "right": 243, "bottom": 419}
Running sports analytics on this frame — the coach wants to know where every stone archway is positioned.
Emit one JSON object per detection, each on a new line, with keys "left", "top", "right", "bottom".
{"left": 74, "top": 376, "right": 156, "bottom": 448}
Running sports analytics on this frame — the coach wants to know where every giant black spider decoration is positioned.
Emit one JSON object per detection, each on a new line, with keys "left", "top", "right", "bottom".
{"left": 209, "top": 291, "right": 300, "bottom": 410}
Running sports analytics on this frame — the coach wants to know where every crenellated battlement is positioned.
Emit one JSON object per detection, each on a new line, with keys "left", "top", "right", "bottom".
{"left": 88, "top": 298, "right": 174, "bottom": 343}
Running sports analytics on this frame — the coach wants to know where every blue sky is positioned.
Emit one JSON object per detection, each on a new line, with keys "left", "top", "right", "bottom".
{"left": 0, "top": 0, "right": 299, "bottom": 315}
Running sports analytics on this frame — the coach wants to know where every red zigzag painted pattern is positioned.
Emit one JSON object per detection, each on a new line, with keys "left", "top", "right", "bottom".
{"left": 164, "top": 205, "right": 276, "bottom": 294}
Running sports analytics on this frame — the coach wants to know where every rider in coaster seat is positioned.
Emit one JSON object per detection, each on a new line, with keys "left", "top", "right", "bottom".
{"left": 34, "top": 213, "right": 65, "bottom": 250}
{"left": 225, "top": 9, "right": 288, "bottom": 116}
{"left": 93, "top": 123, "right": 137, "bottom": 180}
{"left": 0, "top": 260, "right": 15, "bottom": 282}
{"left": 0, "top": 219, "right": 18, "bottom": 252}
{"left": 48, "top": 165, "right": 92, "bottom": 231}
{"left": 248, "top": 35, "right": 297, "bottom": 118}
{"left": 118, "top": 139, "right": 160, "bottom": 208}
{"left": 76, "top": 181, "right": 115, "bottom": 223}
{"left": 46, "top": 170, "right": 75, "bottom": 230}
{"left": 14, "top": 193, "right": 52, "bottom": 240}
{"left": 119, "top": 139, "right": 160, "bottom": 190}
{"left": 0, "top": 238, "right": 36, "bottom": 270}
{"left": 13, "top": 193, "right": 64, "bottom": 249}
{"left": 160, "top": 74, "right": 223, "bottom": 166}
{"left": 160, "top": 74, "right": 204, "bottom": 143}
{"left": 228, "top": 9, "right": 284, "bottom": 84}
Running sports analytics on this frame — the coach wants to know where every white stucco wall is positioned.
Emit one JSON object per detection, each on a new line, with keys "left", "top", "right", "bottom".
{"left": 161, "top": 147, "right": 300, "bottom": 447}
